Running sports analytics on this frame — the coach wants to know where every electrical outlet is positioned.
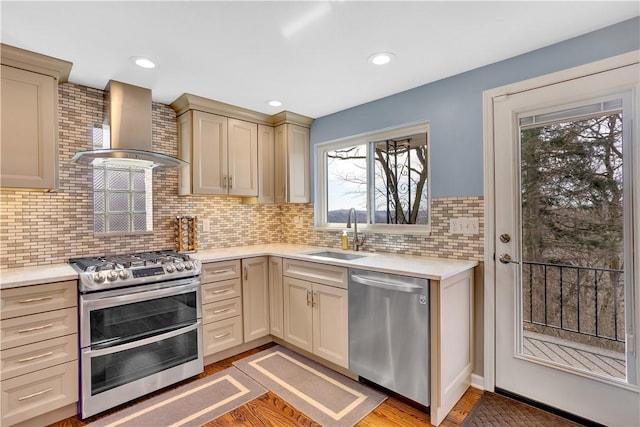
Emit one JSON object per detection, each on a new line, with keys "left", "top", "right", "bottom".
{"left": 202, "top": 219, "right": 210, "bottom": 232}
{"left": 449, "top": 218, "right": 479, "bottom": 234}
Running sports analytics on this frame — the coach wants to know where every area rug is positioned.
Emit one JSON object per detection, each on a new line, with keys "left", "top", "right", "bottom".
{"left": 88, "top": 367, "right": 267, "bottom": 427}
{"left": 460, "top": 392, "right": 582, "bottom": 426}
{"left": 233, "top": 345, "right": 387, "bottom": 427}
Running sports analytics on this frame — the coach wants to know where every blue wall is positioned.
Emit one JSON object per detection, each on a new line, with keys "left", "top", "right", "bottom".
{"left": 310, "top": 17, "right": 640, "bottom": 198}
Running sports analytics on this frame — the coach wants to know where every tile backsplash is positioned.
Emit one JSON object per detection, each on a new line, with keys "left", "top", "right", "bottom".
{"left": 0, "top": 82, "right": 483, "bottom": 269}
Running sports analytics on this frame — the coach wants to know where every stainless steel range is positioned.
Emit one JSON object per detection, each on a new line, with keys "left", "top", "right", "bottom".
{"left": 70, "top": 250, "right": 203, "bottom": 419}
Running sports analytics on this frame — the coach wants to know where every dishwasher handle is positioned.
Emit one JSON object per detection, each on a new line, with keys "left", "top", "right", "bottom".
{"left": 350, "top": 274, "right": 424, "bottom": 293}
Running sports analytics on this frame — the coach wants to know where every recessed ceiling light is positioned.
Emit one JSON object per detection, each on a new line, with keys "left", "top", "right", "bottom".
{"left": 368, "top": 52, "right": 395, "bottom": 66}
{"left": 267, "top": 100, "right": 283, "bottom": 107}
{"left": 130, "top": 56, "right": 156, "bottom": 69}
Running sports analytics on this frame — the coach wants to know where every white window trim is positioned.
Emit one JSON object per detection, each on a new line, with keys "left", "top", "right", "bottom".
{"left": 314, "top": 121, "right": 431, "bottom": 235}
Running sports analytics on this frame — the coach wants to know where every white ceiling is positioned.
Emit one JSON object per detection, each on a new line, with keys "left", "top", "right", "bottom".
{"left": 1, "top": 1, "right": 638, "bottom": 118}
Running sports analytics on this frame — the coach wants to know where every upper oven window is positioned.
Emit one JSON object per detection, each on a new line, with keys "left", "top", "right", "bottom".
{"left": 89, "top": 292, "right": 197, "bottom": 348}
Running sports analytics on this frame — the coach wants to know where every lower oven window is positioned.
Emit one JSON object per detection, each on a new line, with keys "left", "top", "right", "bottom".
{"left": 90, "top": 292, "right": 196, "bottom": 346}
{"left": 91, "top": 329, "right": 198, "bottom": 396}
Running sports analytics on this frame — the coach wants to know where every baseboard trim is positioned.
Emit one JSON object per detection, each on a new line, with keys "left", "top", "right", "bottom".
{"left": 471, "top": 373, "right": 485, "bottom": 390}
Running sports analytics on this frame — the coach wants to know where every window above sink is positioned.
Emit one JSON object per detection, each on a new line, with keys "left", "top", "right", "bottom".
{"left": 315, "top": 122, "right": 431, "bottom": 234}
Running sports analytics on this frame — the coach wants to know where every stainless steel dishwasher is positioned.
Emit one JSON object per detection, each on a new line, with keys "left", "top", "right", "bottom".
{"left": 349, "top": 268, "right": 430, "bottom": 407}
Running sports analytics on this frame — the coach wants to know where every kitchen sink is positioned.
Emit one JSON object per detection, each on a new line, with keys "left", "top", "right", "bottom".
{"left": 306, "top": 251, "right": 367, "bottom": 260}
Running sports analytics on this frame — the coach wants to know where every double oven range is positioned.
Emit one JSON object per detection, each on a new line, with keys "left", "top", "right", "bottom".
{"left": 70, "top": 250, "right": 203, "bottom": 419}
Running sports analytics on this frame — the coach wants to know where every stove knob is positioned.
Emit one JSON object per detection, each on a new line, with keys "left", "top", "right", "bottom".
{"left": 93, "top": 272, "right": 106, "bottom": 283}
{"left": 107, "top": 270, "right": 119, "bottom": 281}
{"left": 165, "top": 263, "right": 176, "bottom": 273}
{"left": 119, "top": 270, "right": 130, "bottom": 280}
{"left": 184, "top": 261, "right": 194, "bottom": 270}
{"left": 175, "top": 262, "right": 185, "bottom": 272}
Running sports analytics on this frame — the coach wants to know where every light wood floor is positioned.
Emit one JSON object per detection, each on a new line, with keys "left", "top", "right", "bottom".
{"left": 48, "top": 342, "right": 483, "bottom": 427}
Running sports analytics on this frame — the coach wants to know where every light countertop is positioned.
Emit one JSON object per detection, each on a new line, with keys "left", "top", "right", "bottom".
{"left": 1, "top": 244, "right": 478, "bottom": 289}
{"left": 0, "top": 263, "right": 78, "bottom": 289}
{"left": 191, "top": 243, "right": 478, "bottom": 281}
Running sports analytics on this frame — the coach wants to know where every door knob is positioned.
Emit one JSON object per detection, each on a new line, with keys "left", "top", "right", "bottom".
{"left": 499, "top": 253, "right": 520, "bottom": 264}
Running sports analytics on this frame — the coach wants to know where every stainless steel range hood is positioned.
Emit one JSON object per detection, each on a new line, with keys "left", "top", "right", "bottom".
{"left": 71, "top": 80, "right": 186, "bottom": 169}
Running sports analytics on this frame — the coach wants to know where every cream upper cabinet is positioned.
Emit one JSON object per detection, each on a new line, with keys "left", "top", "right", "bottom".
{"left": 275, "top": 123, "right": 310, "bottom": 203}
{"left": 171, "top": 94, "right": 312, "bottom": 201}
{"left": 176, "top": 111, "right": 257, "bottom": 196}
{"left": 228, "top": 118, "right": 258, "bottom": 196}
{"left": 241, "top": 256, "right": 270, "bottom": 342}
{"left": 282, "top": 259, "right": 349, "bottom": 368}
{"left": 1, "top": 45, "right": 71, "bottom": 191}
{"left": 257, "top": 124, "right": 275, "bottom": 203}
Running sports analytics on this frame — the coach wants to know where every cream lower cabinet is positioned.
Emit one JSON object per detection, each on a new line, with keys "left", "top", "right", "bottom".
{"left": 0, "top": 281, "right": 78, "bottom": 427}
{"left": 282, "top": 259, "right": 349, "bottom": 368}
{"left": 268, "top": 257, "right": 284, "bottom": 339}
{"left": 241, "top": 257, "right": 269, "bottom": 342}
{"left": 201, "top": 260, "right": 244, "bottom": 355}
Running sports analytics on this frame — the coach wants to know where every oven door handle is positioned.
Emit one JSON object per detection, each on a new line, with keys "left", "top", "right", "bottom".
{"left": 84, "top": 321, "right": 201, "bottom": 358}
{"left": 81, "top": 279, "right": 200, "bottom": 309}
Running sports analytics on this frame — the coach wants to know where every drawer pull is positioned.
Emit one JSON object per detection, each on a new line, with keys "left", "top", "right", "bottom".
{"left": 18, "top": 388, "right": 53, "bottom": 401}
{"left": 212, "top": 288, "right": 230, "bottom": 294}
{"left": 210, "top": 269, "right": 232, "bottom": 274}
{"left": 18, "top": 323, "right": 53, "bottom": 333}
{"left": 213, "top": 308, "right": 230, "bottom": 314}
{"left": 19, "top": 351, "right": 54, "bottom": 363}
{"left": 214, "top": 332, "right": 231, "bottom": 339}
{"left": 19, "top": 296, "right": 54, "bottom": 303}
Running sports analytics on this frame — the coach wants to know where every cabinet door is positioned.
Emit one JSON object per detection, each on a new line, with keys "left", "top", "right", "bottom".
{"left": 228, "top": 118, "right": 258, "bottom": 196}
{"left": 192, "top": 111, "right": 227, "bottom": 194}
{"left": 1, "top": 65, "right": 57, "bottom": 190}
{"left": 287, "top": 124, "right": 310, "bottom": 203}
{"left": 312, "top": 283, "right": 349, "bottom": 368}
{"left": 257, "top": 124, "right": 275, "bottom": 203}
{"left": 242, "top": 257, "right": 269, "bottom": 342}
{"left": 274, "top": 124, "right": 310, "bottom": 203}
{"left": 283, "top": 276, "right": 313, "bottom": 352}
{"left": 274, "top": 124, "right": 287, "bottom": 203}
{"left": 269, "top": 257, "right": 284, "bottom": 338}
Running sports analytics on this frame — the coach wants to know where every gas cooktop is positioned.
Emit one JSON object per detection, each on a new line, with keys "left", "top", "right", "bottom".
{"left": 70, "top": 250, "right": 201, "bottom": 292}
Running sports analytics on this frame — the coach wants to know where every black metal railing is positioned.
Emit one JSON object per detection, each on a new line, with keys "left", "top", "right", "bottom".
{"left": 522, "top": 261, "right": 625, "bottom": 343}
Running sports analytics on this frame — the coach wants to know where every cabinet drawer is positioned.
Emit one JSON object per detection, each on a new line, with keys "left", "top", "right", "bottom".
{"left": 202, "top": 279, "right": 242, "bottom": 304}
{"left": 1, "top": 334, "right": 77, "bottom": 380}
{"left": 1, "top": 308, "right": 77, "bottom": 350}
{"left": 203, "top": 316, "right": 243, "bottom": 356}
{"left": 202, "top": 297, "right": 242, "bottom": 324}
{"left": 283, "top": 259, "right": 348, "bottom": 289}
{"left": 201, "top": 260, "right": 241, "bottom": 283}
{"left": 1, "top": 281, "right": 77, "bottom": 320}
{"left": 1, "top": 360, "right": 78, "bottom": 427}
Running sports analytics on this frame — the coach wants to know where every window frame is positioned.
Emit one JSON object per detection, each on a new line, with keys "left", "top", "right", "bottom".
{"left": 315, "top": 122, "right": 431, "bottom": 234}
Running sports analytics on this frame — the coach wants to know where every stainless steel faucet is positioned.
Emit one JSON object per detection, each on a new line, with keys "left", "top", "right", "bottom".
{"left": 346, "top": 207, "right": 365, "bottom": 251}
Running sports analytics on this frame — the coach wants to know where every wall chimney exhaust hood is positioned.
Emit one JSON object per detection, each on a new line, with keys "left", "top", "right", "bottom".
{"left": 71, "top": 80, "right": 186, "bottom": 169}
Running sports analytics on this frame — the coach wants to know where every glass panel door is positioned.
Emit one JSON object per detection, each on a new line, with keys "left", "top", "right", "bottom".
{"left": 519, "top": 103, "right": 626, "bottom": 379}
{"left": 492, "top": 62, "right": 639, "bottom": 426}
